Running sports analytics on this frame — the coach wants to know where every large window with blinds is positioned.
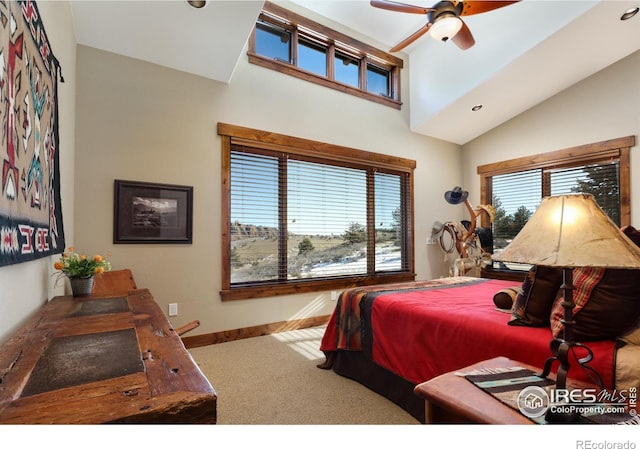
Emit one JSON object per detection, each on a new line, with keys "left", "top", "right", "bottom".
{"left": 478, "top": 136, "right": 634, "bottom": 276}
{"left": 218, "top": 123, "right": 415, "bottom": 301}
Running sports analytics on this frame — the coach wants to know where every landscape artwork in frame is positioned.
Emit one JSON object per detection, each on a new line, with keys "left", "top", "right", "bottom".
{"left": 114, "top": 180, "right": 193, "bottom": 244}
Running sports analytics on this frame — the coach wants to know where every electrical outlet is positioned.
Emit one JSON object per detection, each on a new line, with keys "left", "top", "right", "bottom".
{"left": 168, "top": 303, "right": 178, "bottom": 316}
{"left": 331, "top": 291, "right": 338, "bottom": 301}
{"left": 426, "top": 237, "right": 436, "bottom": 245}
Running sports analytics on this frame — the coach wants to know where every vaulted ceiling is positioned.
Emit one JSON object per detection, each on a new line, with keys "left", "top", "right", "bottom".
{"left": 70, "top": 1, "right": 640, "bottom": 144}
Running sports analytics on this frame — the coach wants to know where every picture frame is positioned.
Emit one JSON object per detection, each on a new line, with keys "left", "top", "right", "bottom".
{"left": 114, "top": 180, "right": 193, "bottom": 244}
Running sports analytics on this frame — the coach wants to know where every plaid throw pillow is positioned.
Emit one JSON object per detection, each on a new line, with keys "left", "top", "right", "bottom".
{"left": 550, "top": 267, "right": 605, "bottom": 338}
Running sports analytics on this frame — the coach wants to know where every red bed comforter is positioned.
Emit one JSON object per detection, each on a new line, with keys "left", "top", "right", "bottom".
{"left": 320, "top": 277, "right": 616, "bottom": 389}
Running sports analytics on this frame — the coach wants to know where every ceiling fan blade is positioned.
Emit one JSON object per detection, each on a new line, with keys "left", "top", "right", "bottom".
{"left": 389, "top": 23, "right": 432, "bottom": 52}
{"left": 452, "top": 19, "right": 475, "bottom": 50}
{"left": 370, "top": 0, "right": 433, "bottom": 15}
{"left": 460, "top": 1, "right": 520, "bottom": 16}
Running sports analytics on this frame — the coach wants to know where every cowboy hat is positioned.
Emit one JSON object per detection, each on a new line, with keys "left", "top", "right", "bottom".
{"left": 444, "top": 186, "right": 468, "bottom": 205}
{"left": 431, "top": 221, "right": 445, "bottom": 235}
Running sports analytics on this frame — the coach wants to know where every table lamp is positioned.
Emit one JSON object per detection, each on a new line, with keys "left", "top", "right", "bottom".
{"left": 492, "top": 193, "right": 640, "bottom": 422}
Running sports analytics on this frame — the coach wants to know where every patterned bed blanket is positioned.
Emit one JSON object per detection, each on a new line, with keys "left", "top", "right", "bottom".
{"left": 321, "top": 276, "right": 480, "bottom": 352}
{"left": 320, "top": 277, "right": 621, "bottom": 389}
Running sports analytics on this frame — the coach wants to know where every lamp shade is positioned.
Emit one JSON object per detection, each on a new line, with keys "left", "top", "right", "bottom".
{"left": 492, "top": 193, "right": 640, "bottom": 268}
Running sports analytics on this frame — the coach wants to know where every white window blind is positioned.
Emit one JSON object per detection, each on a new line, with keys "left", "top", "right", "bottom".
{"left": 229, "top": 146, "right": 410, "bottom": 286}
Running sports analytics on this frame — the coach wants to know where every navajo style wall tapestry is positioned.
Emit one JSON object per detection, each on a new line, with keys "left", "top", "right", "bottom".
{"left": 0, "top": 0, "right": 65, "bottom": 267}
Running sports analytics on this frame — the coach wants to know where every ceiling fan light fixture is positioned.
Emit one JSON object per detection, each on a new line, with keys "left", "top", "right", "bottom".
{"left": 620, "top": 6, "right": 639, "bottom": 20}
{"left": 187, "top": 1, "right": 207, "bottom": 9}
{"left": 430, "top": 14, "right": 463, "bottom": 42}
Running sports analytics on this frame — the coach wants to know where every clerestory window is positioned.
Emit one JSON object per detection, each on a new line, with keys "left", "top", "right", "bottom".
{"left": 218, "top": 123, "right": 416, "bottom": 301}
{"left": 248, "top": 1, "right": 403, "bottom": 110}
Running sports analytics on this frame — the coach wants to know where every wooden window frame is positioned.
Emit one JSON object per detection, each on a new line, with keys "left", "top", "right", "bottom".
{"left": 218, "top": 122, "right": 416, "bottom": 301}
{"left": 478, "top": 135, "right": 635, "bottom": 279}
{"left": 248, "top": 1, "right": 403, "bottom": 110}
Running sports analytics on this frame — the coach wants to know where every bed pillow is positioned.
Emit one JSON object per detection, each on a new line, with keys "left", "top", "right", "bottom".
{"left": 619, "top": 318, "right": 640, "bottom": 346}
{"left": 550, "top": 226, "right": 640, "bottom": 341}
{"left": 493, "top": 287, "right": 520, "bottom": 311}
{"left": 550, "top": 266, "right": 640, "bottom": 341}
{"left": 549, "top": 267, "right": 604, "bottom": 339}
{"left": 509, "top": 265, "right": 563, "bottom": 327}
{"left": 621, "top": 225, "right": 640, "bottom": 247}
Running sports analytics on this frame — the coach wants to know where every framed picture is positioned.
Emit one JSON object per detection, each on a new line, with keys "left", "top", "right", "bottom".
{"left": 114, "top": 180, "right": 193, "bottom": 244}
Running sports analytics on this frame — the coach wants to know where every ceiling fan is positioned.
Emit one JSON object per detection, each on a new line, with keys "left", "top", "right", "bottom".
{"left": 370, "top": 0, "right": 520, "bottom": 52}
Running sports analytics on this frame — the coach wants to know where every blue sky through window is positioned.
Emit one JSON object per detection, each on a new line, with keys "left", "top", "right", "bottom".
{"left": 375, "top": 172, "right": 401, "bottom": 230}
{"left": 230, "top": 152, "right": 279, "bottom": 229}
{"left": 299, "top": 40, "right": 327, "bottom": 77}
{"left": 254, "top": 18, "right": 395, "bottom": 98}
{"left": 255, "top": 22, "right": 290, "bottom": 63}
{"left": 231, "top": 152, "right": 401, "bottom": 236}
{"left": 335, "top": 53, "right": 359, "bottom": 87}
{"left": 367, "top": 65, "right": 389, "bottom": 96}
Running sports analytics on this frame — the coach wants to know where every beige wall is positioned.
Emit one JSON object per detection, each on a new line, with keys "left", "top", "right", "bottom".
{"left": 0, "top": 2, "right": 76, "bottom": 343}
{"left": 4, "top": 4, "right": 635, "bottom": 344}
{"left": 72, "top": 43, "right": 461, "bottom": 337}
{"left": 462, "top": 50, "right": 640, "bottom": 220}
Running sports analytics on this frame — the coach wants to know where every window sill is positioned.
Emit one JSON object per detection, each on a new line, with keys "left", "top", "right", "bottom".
{"left": 480, "top": 267, "right": 526, "bottom": 283}
{"left": 248, "top": 53, "right": 402, "bottom": 110}
{"left": 221, "top": 272, "right": 416, "bottom": 301}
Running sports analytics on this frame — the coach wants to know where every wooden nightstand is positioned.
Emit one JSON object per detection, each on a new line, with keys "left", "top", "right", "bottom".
{"left": 414, "top": 356, "right": 596, "bottom": 424}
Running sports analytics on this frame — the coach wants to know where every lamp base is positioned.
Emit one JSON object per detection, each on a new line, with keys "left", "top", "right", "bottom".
{"left": 539, "top": 338, "right": 604, "bottom": 424}
{"left": 539, "top": 338, "right": 604, "bottom": 390}
{"left": 538, "top": 267, "right": 603, "bottom": 421}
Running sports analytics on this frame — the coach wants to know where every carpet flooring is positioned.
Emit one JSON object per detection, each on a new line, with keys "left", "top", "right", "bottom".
{"left": 188, "top": 325, "right": 419, "bottom": 425}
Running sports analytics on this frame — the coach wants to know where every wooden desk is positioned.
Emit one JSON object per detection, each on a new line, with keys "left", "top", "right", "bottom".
{"left": 414, "top": 356, "right": 595, "bottom": 424}
{"left": 0, "top": 289, "right": 216, "bottom": 424}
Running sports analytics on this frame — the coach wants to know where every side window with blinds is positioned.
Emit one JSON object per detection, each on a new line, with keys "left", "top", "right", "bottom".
{"left": 219, "top": 123, "right": 416, "bottom": 300}
{"left": 479, "top": 136, "right": 634, "bottom": 276}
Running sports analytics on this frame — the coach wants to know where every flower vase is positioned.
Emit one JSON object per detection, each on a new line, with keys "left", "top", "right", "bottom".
{"left": 69, "top": 276, "right": 95, "bottom": 297}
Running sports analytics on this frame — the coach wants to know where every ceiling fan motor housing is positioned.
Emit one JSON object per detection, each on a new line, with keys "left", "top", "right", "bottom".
{"left": 429, "top": 1, "right": 464, "bottom": 21}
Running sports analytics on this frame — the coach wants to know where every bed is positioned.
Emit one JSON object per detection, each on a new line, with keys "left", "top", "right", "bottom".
{"left": 318, "top": 276, "right": 640, "bottom": 423}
